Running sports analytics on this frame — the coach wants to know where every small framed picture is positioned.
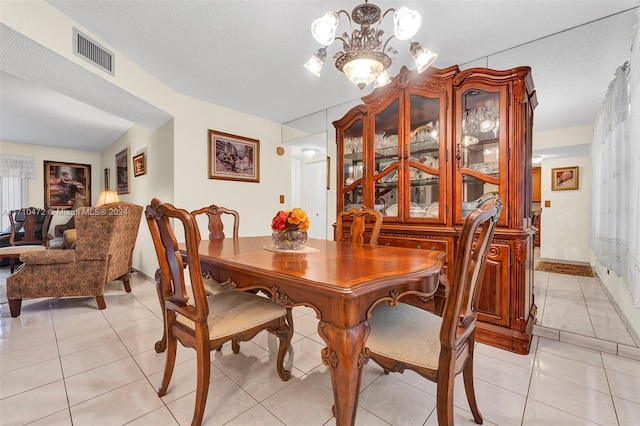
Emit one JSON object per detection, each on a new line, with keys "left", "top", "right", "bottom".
{"left": 115, "top": 147, "right": 130, "bottom": 194}
{"left": 133, "top": 152, "right": 146, "bottom": 177}
{"left": 208, "top": 130, "right": 260, "bottom": 183}
{"left": 104, "top": 167, "right": 110, "bottom": 190}
{"left": 551, "top": 166, "right": 579, "bottom": 191}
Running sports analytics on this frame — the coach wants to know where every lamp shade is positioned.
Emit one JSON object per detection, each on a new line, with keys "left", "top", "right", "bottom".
{"left": 393, "top": 7, "right": 421, "bottom": 41}
{"left": 96, "top": 190, "right": 120, "bottom": 206}
{"left": 304, "top": 48, "right": 327, "bottom": 77}
{"left": 311, "top": 11, "right": 339, "bottom": 45}
{"left": 373, "top": 71, "right": 392, "bottom": 88}
{"left": 410, "top": 42, "right": 438, "bottom": 73}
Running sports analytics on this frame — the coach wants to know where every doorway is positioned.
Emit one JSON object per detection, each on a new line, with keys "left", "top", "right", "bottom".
{"left": 306, "top": 160, "right": 327, "bottom": 239}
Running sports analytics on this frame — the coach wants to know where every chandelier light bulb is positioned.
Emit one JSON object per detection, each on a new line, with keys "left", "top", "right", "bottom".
{"left": 393, "top": 7, "right": 422, "bottom": 41}
{"left": 343, "top": 58, "right": 385, "bottom": 89}
{"left": 311, "top": 11, "right": 339, "bottom": 45}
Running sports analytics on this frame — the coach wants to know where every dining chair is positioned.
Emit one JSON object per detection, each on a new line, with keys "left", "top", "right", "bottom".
{"left": 366, "top": 198, "right": 502, "bottom": 426}
{"left": 191, "top": 204, "right": 239, "bottom": 241}
{"left": 145, "top": 198, "right": 292, "bottom": 426}
{"left": 335, "top": 205, "right": 383, "bottom": 245}
{"left": 191, "top": 204, "right": 244, "bottom": 351}
{"left": 190, "top": 204, "right": 240, "bottom": 294}
{"left": 0, "top": 207, "right": 53, "bottom": 272}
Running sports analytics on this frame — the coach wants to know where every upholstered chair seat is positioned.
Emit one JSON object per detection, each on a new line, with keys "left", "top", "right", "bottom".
{"left": 367, "top": 303, "right": 442, "bottom": 369}
{"left": 176, "top": 289, "right": 287, "bottom": 339}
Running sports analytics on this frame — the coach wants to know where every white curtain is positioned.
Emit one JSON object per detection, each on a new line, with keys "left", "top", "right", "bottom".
{"left": 590, "top": 65, "right": 630, "bottom": 277}
{"left": 591, "top": 9, "right": 640, "bottom": 307}
{"left": 627, "top": 9, "right": 640, "bottom": 307}
{"left": 0, "top": 155, "right": 36, "bottom": 231}
{"left": 0, "top": 155, "right": 37, "bottom": 179}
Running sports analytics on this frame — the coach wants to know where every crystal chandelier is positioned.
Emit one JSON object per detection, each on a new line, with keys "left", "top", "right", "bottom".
{"left": 304, "top": 0, "right": 438, "bottom": 89}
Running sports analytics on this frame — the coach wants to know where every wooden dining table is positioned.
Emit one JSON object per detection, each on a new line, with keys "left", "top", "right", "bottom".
{"left": 182, "top": 236, "right": 445, "bottom": 426}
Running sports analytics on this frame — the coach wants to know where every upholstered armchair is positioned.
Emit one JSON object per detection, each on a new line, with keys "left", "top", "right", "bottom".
{"left": 6, "top": 202, "right": 143, "bottom": 317}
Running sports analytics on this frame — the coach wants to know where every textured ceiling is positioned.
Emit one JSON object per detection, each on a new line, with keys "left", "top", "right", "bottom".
{"left": 1, "top": 1, "right": 638, "bottom": 155}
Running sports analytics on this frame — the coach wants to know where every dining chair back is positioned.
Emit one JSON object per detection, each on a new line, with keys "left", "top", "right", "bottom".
{"left": 0, "top": 207, "right": 53, "bottom": 272}
{"left": 366, "top": 198, "right": 502, "bottom": 426}
{"left": 145, "top": 198, "right": 292, "bottom": 425}
{"left": 191, "top": 204, "right": 239, "bottom": 241}
{"left": 335, "top": 206, "right": 383, "bottom": 245}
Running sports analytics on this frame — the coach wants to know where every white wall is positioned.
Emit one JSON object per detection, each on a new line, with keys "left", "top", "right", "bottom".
{"left": 534, "top": 125, "right": 593, "bottom": 262}
{"left": 539, "top": 156, "right": 592, "bottom": 262}
{"left": 171, "top": 96, "right": 290, "bottom": 237}
{"left": 100, "top": 121, "right": 175, "bottom": 278}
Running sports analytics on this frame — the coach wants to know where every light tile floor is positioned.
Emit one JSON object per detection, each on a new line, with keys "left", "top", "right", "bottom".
{"left": 533, "top": 268, "right": 639, "bottom": 348}
{"left": 1, "top": 270, "right": 640, "bottom": 425}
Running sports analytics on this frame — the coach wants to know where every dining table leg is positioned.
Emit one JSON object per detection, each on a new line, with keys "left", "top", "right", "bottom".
{"left": 317, "top": 320, "right": 370, "bottom": 426}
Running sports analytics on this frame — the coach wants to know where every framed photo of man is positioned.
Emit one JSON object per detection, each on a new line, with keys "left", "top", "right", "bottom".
{"left": 44, "top": 161, "right": 91, "bottom": 209}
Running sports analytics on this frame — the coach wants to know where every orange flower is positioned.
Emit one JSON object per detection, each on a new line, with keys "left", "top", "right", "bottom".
{"left": 271, "top": 208, "right": 310, "bottom": 232}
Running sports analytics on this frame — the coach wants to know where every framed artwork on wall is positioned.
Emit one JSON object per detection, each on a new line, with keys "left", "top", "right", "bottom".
{"left": 133, "top": 152, "right": 146, "bottom": 177}
{"left": 208, "top": 130, "right": 260, "bottom": 183}
{"left": 104, "top": 167, "right": 110, "bottom": 190}
{"left": 551, "top": 166, "right": 579, "bottom": 191}
{"left": 44, "top": 161, "right": 91, "bottom": 209}
{"left": 116, "top": 147, "right": 130, "bottom": 194}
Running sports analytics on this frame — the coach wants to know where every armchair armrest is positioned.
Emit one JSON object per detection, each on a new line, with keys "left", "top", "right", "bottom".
{"left": 20, "top": 249, "right": 77, "bottom": 265}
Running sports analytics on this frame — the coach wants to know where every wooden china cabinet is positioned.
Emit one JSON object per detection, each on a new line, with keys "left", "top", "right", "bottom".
{"left": 334, "top": 65, "right": 538, "bottom": 354}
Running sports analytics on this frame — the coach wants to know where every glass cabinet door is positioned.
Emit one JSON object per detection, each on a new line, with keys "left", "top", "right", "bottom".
{"left": 456, "top": 87, "right": 505, "bottom": 224}
{"left": 371, "top": 99, "right": 400, "bottom": 219}
{"left": 406, "top": 93, "right": 444, "bottom": 222}
{"left": 341, "top": 118, "right": 364, "bottom": 211}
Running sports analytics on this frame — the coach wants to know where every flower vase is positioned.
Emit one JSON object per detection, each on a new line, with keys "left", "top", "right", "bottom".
{"left": 272, "top": 230, "right": 308, "bottom": 250}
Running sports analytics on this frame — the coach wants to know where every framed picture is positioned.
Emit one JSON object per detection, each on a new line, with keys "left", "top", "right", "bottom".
{"left": 44, "top": 161, "right": 91, "bottom": 209}
{"left": 133, "top": 152, "right": 146, "bottom": 177}
{"left": 104, "top": 168, "right": 110, "bottom": 190}
{"left": 116, "top": 147, "right": 130, "bottom": 194}
{"left": 208, "top": 130, "right": 260, "bottom": 183}
{"left": 551, "top": 166, "right": 579, "bottom": 191}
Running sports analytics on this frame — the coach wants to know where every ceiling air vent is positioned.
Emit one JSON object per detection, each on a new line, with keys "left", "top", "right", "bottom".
{"left": 73, "top": 28, "right": 114, "bottom": 76}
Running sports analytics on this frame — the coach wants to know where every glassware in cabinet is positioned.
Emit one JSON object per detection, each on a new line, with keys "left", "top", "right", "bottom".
{"left": 407, "top": 94, "right": 443, "bottom": 221}
{"left": 339, "top": 116, "right": 364, "bottom": 211}
{"left": 372, "top": 98, "right": 401, "bottom": 218}
{"left": 456, "top": 87, "right": 504, "bottom": 223}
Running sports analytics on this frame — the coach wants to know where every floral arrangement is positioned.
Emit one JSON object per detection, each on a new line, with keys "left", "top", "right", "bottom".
{"left": 271, "top": 208, "right": 310, "bottom": 249}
